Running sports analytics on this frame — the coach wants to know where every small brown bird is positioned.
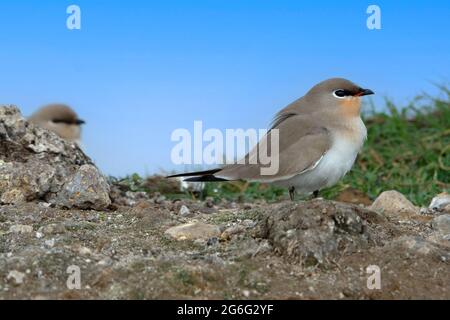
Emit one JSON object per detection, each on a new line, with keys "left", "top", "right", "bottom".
{"left": 29, "top": 104, "right": 85, "bottom": 144}
{"left": 168, "top": 78, "right": 374, "bottom": 200}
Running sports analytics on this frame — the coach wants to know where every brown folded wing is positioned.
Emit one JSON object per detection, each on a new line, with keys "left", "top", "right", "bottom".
{"left": 216, "top": 115, "right": 332, "bottom": 182}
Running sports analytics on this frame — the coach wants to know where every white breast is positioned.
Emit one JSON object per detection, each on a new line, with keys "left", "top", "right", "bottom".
{"left": 315, "top": 132, "right": 364, "bottom": 186}
{"left": 277, "top": 118, "right": 367, "bottom": 194}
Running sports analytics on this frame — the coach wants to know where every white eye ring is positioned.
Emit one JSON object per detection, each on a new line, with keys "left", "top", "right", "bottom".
{"left": 333, "top": 89, "right": 347, "bottom": 99}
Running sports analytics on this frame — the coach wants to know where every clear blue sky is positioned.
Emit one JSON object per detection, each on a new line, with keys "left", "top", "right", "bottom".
{"left": 0, "top": 1, "right": 448, "bottom": 176}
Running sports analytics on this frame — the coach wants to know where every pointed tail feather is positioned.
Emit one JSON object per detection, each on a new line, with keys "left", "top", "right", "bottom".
{"left": 166, "top": 169, "right": 222, "bottom": 179}
{"left": 166, "top": 169, "right": 231, "bottom": 182}
{"left": 184, "top": 175, "right": 229, "bottom": 182}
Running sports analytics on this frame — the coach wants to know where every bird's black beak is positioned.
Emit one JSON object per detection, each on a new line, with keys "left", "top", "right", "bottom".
{"left": 356, "top": 88, "right": 374, "bottom": 97}
{"left": 76, "top": 119, "right": 86, "bottom": 125}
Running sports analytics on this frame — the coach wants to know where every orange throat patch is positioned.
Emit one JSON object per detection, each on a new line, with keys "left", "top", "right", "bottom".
{"left": 339, "top": 97, "right": 362, "bottom": 118}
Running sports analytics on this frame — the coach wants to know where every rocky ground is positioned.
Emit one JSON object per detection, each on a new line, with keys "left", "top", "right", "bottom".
{"left": 0, "top": 105, "right": 449, "bottom": 300}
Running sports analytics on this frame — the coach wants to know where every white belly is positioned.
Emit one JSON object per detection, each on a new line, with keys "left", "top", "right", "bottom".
{"left": 275, "top": 121, "right": 366, "bottom": 194}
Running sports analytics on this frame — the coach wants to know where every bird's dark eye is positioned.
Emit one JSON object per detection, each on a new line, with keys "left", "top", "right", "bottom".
{"left": 52, "top": 119, "right": 71, "bottom": 124}
{"left": 333, "top": 89, "right": 346, "bottom": 98}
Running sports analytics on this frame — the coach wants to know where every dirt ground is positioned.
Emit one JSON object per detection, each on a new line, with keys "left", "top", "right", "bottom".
{"left": 0, "top": 196, "right": 448, "bottom": 300}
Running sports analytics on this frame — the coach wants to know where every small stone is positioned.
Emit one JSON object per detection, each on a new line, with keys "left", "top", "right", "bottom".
{"left": 38, "top": 223, "right": 66, "bottom": 235}
{"left": 221, "top": 225, "right": 245, "bottom": 240}
{"left": 286, "top": 229, "right": 297, "bottom": 239}
{"left": 431, "top": 214, "right": 450, "bottom": 236}
{"left": 242, "top": 290, "right": 251, "bottom": 298}
{"left": 7, "top": 270, "right": 25, "bottom": 284}
{"left": 77, "top": 246, "right": 93, "bottom": 256}
{"left": 9, "top": 224, "right": 33, "bottom": 234}
{"left": 165, "top": 222, "right": 221, "bottom": 241}
{"left": 39, "top": 202, "right": 52, "bottom": 208}
{"left": 134, "top": 200, "right": 152, "bottom": 210}
{"left": 44, "top": 238, "right": 55, "bottom": 248}
{"left": 179, "top": 205, "right": 191, "bottom": 217}
{"left": 97, "top": 258, "right": 112, "bottom": 266}
{"left": 370, "top": 190, "right": 419, "bottom": 219}
{"left": 153, "top": 193, "right": 166, "bottom": 204}
{"left": 242, "top": 219, "right": 256, "bottom": 228}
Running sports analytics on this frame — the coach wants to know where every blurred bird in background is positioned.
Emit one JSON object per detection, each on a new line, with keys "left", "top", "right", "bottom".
{"left": 28, "top": 104, "right": 85, "bottom": 145}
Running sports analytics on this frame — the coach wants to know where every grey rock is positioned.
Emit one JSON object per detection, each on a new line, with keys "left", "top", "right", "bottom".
{"left": 221, "top": 224, "right": 245, "bottom": 240}
{"left": 370, "top": 190, "right": 419, "bottom": 219}
{"left": 179, "top": 205, "right": 191, "bottom": 217}
{"left": 0, "top": 106, "right": 111, "bottom": 210}
{"left": 164, "top": 222, "right": 221, "bottom": 241}
{"left": 391, "top": 236, "right": 450, "bottom": 260}
{"left": 38, "top": 223, "right": 67, "bottom": 235}
{"left": 431, "top": 214, "right": 450, "bottom": 236}
{"left": 258, "top": 200, "right": 383, "bottom": 265}
{"left": 55, "top": 164, "right": 111, "bottom": 210}
{"left": 7, "top": 270, "right": 26, "bottom": 284}
{"left": 153, "top": 193, "right": 166, "bottom": 204}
